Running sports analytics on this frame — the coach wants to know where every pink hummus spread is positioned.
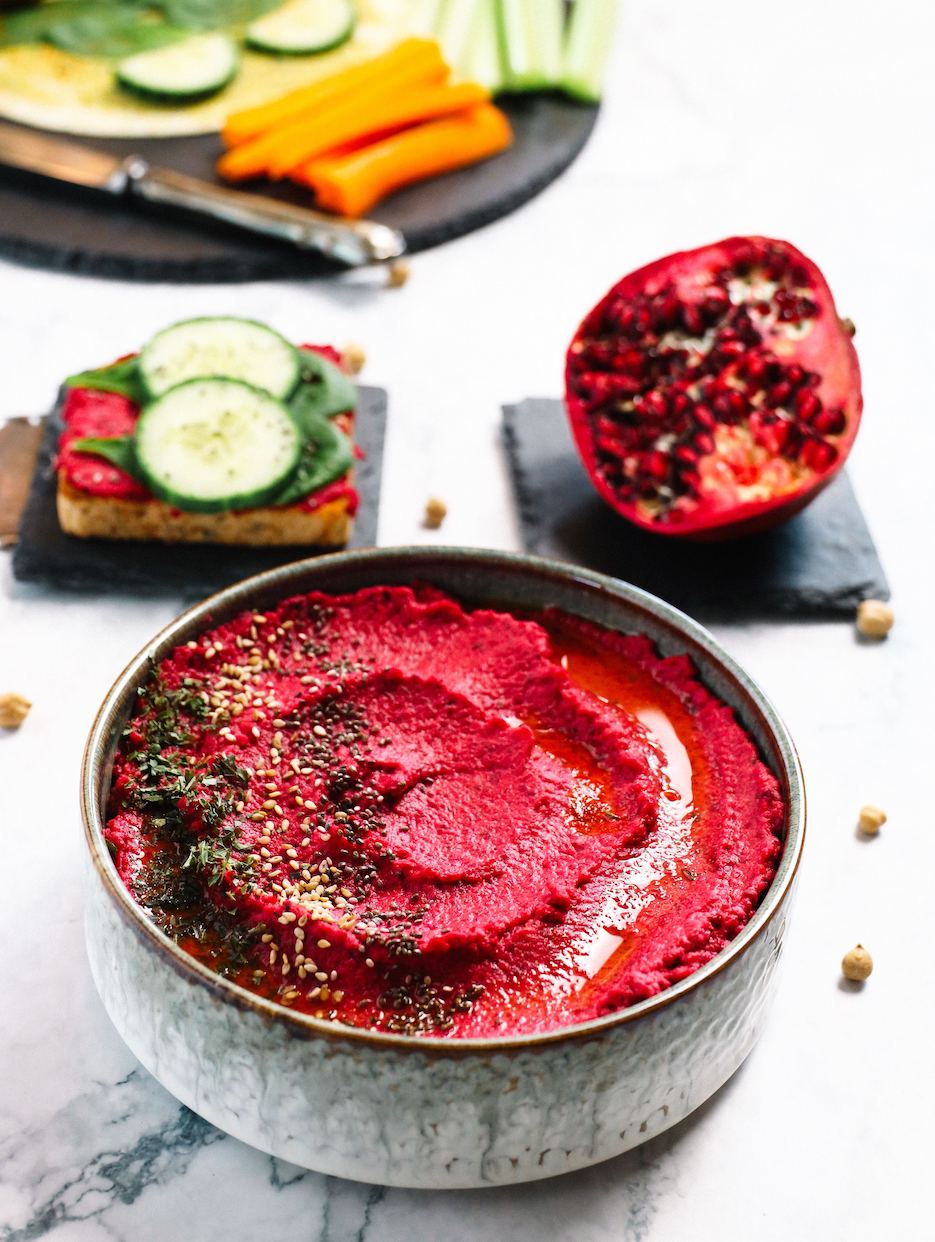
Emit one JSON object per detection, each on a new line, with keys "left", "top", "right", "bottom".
{"left": 57, "top": 344, "right": 359, "bottom": 516}
{"left": 105, "top": 586, "right": 784, "bottom": 1037}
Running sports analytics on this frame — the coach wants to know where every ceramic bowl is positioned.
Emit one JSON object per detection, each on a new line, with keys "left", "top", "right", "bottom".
{"left": 82, "top": 547, "right": 805, "bottom": 1189}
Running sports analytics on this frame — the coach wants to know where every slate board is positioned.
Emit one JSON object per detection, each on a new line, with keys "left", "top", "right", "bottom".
{"left": 0, "top": 94, "right": 597, "bottom": 282}
{"left": 503, "top": 398, "right": 889, "bottom": 620}
{"left": 12, "top": 385, "right": 386, "bottom": 596}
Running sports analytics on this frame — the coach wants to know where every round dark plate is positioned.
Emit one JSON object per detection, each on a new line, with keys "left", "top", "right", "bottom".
{"left": 0, "top": 94, "right": 597, "bottom": 281}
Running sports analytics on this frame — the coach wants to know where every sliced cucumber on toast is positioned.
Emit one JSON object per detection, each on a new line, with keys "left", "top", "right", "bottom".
{"left": 116, "top": 33, "right": 238, "bottom": 104}
{"left": 140, "top": 317, "right": 301, "bottom": 401}
{"left": 134, "top": 378, "right": 302, "bottom": 513}
{"left": 246, "top": 0, "right": 356, "bottom": 55}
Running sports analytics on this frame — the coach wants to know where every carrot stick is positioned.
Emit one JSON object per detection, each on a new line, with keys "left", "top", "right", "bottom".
{"left": 222, "top": 38, "right": 445, "bottom": 148}
{"left": 296, "top": 104, "right": 512, "bottom": 217}
{"left": 219, "top": 80, "right": 490, "bottom": 183}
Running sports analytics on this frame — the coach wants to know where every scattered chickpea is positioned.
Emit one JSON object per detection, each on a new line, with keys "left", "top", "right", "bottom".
{"left": 340, "top": 343, "right": 366, "bottom": 375}
{"left": 423, "top": 497, "right": 448, "bottom": 530}
{"left": 0, "top": 692, "right": 30, "bottom": 729}
{"left": 856, "top": 598, "right": 894, "bottom": 640}
{"left": 857, "top": 804, "right": 887, "bottom": 836}
{"left": 387, "top": 259, "right": 411, "bottom": 289}
{"left": 841, "top": 945, "right": 873, "bottom": 982}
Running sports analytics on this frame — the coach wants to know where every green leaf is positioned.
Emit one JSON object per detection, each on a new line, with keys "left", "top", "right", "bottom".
{"left": 161, "top": 0, "right": 282, "bottom": 31}
{"left": 48, "top": 12, "right": 186, "bottom": 57}
{"left": 289, "top": 351, "right": 358, "bottom": 433}
{"left": 69, "top": 435, "right": 144, "bottom": 479}
{"left": 0, "top": 0, "right": 280, "bottom": 53}
{"left": 270, "top": 416, "right": 353, "bottom": 507}
{"left": 1, "top": 3, "right": 106, "bottom": 47}
{"left": 66, "top": 355, "right": 146, "bottom": 402}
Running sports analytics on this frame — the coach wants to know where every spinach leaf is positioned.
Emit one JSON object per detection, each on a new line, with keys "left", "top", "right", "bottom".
{"left": 270, "top": 417, "right": 354, "bottom": 507}
{"left": 49, "top": 15, "right": 185, "bottom": 58}
{"left": 0, "top": 1, "right": 177, "bottom": 57}
{"left": 0, "top": 0, "right": 281, "bottom": 53}
{"left": 1, "top": 3, "right": 107, "bottom": 47}
{"left": 65, "top": 356, "right": 146, "bottom": 403}
{"left": 161, "top": 0, "right": 281, "bottom": 30}
{"left": 69, "top": 436, "right": 144, "bottom": 480}
{"left": 289, "top": 351, "right": 358, "bottom": 433}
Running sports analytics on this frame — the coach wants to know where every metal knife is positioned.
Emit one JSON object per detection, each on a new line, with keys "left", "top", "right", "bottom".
{"left": 0, "top": 120, "right": 405, "bottom": 267}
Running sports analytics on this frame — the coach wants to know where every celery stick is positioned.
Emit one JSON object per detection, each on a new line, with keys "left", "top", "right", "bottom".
{"left": 408, "top": 0, "right": 445, "bottom": 37}
{"left": 435, "top": 0, "right": 476, "bottom": 70}
{"left": 459, "top": 0, "right": 505, "bottom": 92}
{"left": 497, "top": 0, "right": 563, "bottom": 91}
{"left": 563, "top": 0, "right": 619, "bottom": 102}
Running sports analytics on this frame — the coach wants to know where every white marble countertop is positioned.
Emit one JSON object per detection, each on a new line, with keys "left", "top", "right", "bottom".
{"left": 1, "top": 1, "right": 933, "bottom": 1238}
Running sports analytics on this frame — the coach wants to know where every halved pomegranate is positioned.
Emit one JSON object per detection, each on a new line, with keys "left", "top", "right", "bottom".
{"left": 565, "top": 236, "right": 862, "bottom": 539}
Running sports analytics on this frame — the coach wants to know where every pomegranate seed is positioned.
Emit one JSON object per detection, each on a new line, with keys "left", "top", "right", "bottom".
{"left": 616, "top": 348, "right": 645, "bottom": 375}
{"left": 703, "top": 286, "right": 730, "bottom": 320}
{"left": 741, "top": 355, "right": 768, "bottom": 384}
{"left": 653, "top": 289, "right": 680, "bottom": 331}
{"left": 794, "top": 389, "right": 822, "bottom": 422}
{"left": 693, "top": 403, "right": 716, "bottom": 430}
{"left": 682, "top": 304, "right": 705, "bottom": 335}
{"left": 616, "top": 305, "right": 636, "bottom": 336}
{"left": 671, "top": 392, "right": 692, "bottom": 418}
{"left": 643, "top": 451, "right": 670, "bottom": 482}
{"left": 716, "top": 339, "right": 746, "bottom": 362}
{"left": 800, "top": 439, "right": 838, "bottom": 471}
{"left": 813, "top": 408, "right": 846, "bottom": 436}
{"left": 766, "top": 381, "right": 792, "bottom": 407}
{"left": 713, "top": 391, "right": 748, "bottom": 422}
{"left": 640, "top": 390, "right": 668, "bottom": 419}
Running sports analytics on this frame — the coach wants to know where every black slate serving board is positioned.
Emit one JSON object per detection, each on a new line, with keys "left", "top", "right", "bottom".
{"left": 12, "top": 385, "right": 385, "bottom": 596}
{"left": 503, "top": 398, "right": 889, "bottom": 619}
{"left": 0, "top": 95, "right": 597, "bottom": 281}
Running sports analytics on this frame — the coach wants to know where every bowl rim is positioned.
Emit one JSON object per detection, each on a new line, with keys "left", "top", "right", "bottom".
{"left": 82, "top": 545, "right": 806, "bottom": 1055}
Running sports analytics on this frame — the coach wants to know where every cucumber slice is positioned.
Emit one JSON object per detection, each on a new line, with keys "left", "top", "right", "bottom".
{"left": 116, "top": 33, "right": 238, "bottom": 104}
{"left": 134, "top": 379, "right": 302, "bottom": 513}
{"left": 139, "top": 317, "right": 301, "bottom": 401}
{"left": 497, "top": 0, "right": 563, "bottom": 91}
{"left": 246, "top": 0, "right": 356, "bottom": 55}
{"left": 563, "top": 0, "right": 618, "bottom": 102}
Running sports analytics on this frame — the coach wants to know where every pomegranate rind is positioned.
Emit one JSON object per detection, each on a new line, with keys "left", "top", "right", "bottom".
{"left": 564, "top": 236, "right": 863, "bottom": 540}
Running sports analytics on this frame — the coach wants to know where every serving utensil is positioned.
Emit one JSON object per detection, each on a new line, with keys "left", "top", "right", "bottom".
{"left": 0, "top": 120, "right": 405, "bottom": 267}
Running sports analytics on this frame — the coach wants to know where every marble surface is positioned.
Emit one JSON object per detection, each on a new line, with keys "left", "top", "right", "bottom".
{"left": 1, "top": 1, "right": 933, "bottom": 1237}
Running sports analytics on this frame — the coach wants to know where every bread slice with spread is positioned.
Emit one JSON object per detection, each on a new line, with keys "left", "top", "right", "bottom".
{"left": 55, "top": 317, "right": 359, "bottom": 547}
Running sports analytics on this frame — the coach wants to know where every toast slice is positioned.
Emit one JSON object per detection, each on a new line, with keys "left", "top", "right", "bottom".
{"left": 56, "top": 474, "right": 353, "bottom": 547}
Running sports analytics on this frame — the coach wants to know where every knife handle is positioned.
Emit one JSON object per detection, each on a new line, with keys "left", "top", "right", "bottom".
{"left": 123, "top": 157, "right": 405, "bottom": 268}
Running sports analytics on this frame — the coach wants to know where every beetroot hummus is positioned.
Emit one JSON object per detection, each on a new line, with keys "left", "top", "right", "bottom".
{"left": 104, "top": 586, "right": 784, "bottom": 1037}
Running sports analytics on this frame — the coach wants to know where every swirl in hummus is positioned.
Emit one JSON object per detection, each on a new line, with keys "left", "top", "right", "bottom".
{"left": 105, "top": 585, "right": 784, "bottom": 1037}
